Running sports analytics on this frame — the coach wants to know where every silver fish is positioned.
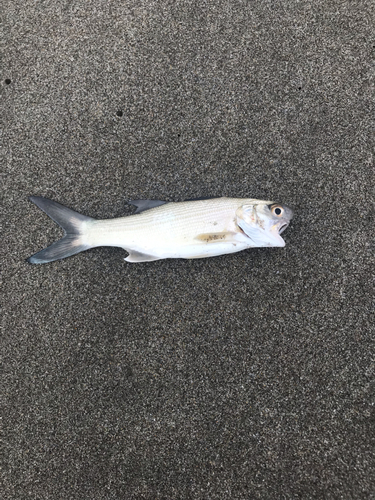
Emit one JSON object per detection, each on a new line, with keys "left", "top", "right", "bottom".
{"left": 27, "top": 196, "right": 293, "bottom": 264}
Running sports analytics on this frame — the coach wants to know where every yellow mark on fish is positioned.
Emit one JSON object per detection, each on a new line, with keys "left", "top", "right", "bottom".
{"left": 195, "top": 232, "right": 232, "bottom": 243}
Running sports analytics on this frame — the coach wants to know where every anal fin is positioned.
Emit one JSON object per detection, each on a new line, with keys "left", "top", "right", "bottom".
{"left": 124, "top": 250, "right": 161, "bottom": 263}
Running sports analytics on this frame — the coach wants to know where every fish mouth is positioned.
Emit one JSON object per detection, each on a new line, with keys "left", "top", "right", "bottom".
{"left": 278, "top": 222, "right": 289, "bottom": 234}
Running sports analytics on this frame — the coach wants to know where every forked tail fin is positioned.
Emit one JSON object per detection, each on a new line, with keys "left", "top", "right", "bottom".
{"left": 27, "top": 196, "right": 95, "bottom": 264}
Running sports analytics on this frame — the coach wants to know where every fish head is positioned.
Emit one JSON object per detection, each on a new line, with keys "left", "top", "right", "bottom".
{"left": 236, "top": 202, "right": 293, "bottom": 247}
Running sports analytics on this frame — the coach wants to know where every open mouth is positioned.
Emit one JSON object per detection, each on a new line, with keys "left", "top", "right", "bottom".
{"left": 278, "top": 222, "right": 288, "bottom": 234}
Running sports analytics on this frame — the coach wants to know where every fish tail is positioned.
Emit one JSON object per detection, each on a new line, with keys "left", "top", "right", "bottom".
{"left": 27, "top": 196, "right": 95, "bottom": 264}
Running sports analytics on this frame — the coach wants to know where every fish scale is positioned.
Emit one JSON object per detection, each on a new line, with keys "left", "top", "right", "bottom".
{"left": 88, "top": 198, "right": 251, "bottom": 244}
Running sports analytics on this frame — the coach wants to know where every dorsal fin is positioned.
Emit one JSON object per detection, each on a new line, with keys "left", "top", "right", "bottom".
{"left": 128, "top": 200, "right": 168, "bottom": 214}
{"left": 128, "top": 196, "right": 217, "bottom": 214}
{"left": 184, "top": 196, "right": 218, "bottom": 201}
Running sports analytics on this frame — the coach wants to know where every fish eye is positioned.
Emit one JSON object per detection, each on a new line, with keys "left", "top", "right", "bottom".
{"left": 271, "top": 205, "right": 284, "bottom": 217}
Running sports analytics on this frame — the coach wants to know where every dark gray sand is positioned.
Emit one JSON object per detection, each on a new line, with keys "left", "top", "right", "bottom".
{"left": 2, "top": 1, "right": 374, "bottom": 498}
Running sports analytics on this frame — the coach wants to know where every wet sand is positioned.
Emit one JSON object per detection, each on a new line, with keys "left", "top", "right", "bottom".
{"left": 2, "top": 1, "right": 374, "bottom": 498}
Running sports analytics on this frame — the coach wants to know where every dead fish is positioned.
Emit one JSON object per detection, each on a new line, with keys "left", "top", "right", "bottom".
{"left": 27, "top": 196, "right": 293, "bottom": 264}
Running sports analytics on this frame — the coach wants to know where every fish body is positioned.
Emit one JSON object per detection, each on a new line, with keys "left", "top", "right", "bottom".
{"left": 27, "top": 196, "right": 293, "bottom": 264}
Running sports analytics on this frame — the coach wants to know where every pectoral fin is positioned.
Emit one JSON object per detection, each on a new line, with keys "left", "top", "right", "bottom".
{"left": 124, "top": 250, "right": 161, "bottom": 263}
{"left": 195, "top": 232, "right": 237, "bottom": 243}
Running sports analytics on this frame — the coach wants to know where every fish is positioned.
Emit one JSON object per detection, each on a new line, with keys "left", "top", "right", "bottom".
{"left": 26, "top": 196, "right": 293, "bottom": 264}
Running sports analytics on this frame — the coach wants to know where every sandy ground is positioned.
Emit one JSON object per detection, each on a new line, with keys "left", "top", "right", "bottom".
{"left": 2, "top": 1, "right": 374, "bottom": 498}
